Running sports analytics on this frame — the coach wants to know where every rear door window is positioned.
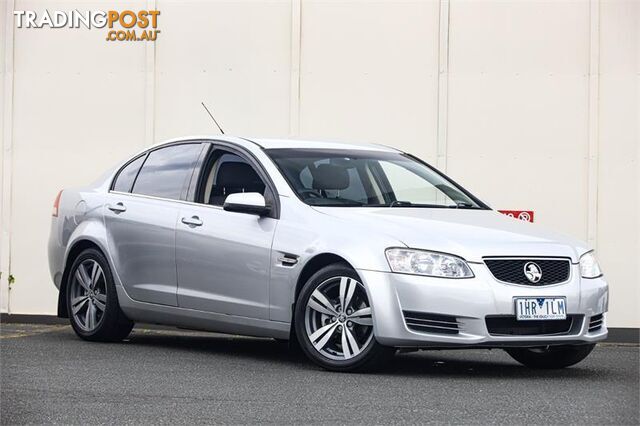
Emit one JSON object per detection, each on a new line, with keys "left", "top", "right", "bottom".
{"left": 132, "top": 144, "right": 202, "bottom": 200}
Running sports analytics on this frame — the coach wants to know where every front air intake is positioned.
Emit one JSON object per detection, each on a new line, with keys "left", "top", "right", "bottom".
{"left": 403, "top": 311, "right": 459, "bottom": 335}
{"left": 485, "top": 315, "right": 583, "bottom": 336}
{"left": 589, "top": 314, "right": 604, "bottom": 332}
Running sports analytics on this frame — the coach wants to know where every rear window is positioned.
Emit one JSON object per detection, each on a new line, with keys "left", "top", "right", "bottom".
{"left": 131, "top": 144, "right": 202, "bottom": 200}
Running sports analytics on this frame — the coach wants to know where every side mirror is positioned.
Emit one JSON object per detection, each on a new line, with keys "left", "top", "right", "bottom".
{"left": 223, "top": 192, "right": 271, "bottom": 216}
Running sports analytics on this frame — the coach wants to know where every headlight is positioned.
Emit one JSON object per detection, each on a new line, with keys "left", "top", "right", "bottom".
{"left": 580, "top": 251, "right": 602, "bottom": 278}
{"left": 385, "top": 248, "right": 474, "bottom": 278}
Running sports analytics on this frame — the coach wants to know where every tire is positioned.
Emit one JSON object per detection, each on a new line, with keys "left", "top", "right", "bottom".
{"left": 294, "top": 263, "right": 395, "bottom": 372}
{"left": 505, "top": 344, "right": 596, "bottom": 369}
{"left": 66, "top": 248, "right": 134, "bottom": 342}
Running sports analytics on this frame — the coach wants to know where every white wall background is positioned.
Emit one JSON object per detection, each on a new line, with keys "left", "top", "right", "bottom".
{"left": 1, "top": 0, "right": 638, "bottom": 328}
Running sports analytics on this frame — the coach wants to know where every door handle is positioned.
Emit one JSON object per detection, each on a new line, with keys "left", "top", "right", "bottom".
{"left": 107, "top": 202, "right": 127, "bottom": 213}
{"left": 181, "top": 216, "right": 203, "bottom": 227}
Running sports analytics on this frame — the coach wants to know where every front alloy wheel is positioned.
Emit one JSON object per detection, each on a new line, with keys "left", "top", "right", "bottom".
{"left": 305, "top": 276, "right": 374, "bottom": 360}
{"left": 295, "top": 264, "right": 394, "bottom": 371}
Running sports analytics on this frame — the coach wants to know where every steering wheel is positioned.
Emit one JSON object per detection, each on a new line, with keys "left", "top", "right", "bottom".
{"left": 299, "top": 189, "right": 322, "bottom": 199}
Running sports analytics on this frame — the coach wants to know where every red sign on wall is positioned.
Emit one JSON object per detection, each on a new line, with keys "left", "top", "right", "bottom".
{"left": 499, "top": 210, "right": 534, "bottom": 222}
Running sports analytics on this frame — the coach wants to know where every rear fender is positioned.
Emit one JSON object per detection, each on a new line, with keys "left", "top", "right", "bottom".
{"left": 57, "top": 217, "right": 115, "bottom": 318}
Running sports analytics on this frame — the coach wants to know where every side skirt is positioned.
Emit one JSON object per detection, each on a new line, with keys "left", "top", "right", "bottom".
{"left": 115, "top": 286, "right": 290, "bottom": 339}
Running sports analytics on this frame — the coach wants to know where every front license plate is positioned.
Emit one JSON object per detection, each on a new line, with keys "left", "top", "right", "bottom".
{"left": 515, "top": 297, "right": 567, "bottom": 321}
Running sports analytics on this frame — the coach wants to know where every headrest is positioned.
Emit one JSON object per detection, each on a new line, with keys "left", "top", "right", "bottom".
{"left": 216, "top": 162, "right": 261, "bottom": 186}
{"left": 311, "top": 164, "right": 349, "bottom": 190}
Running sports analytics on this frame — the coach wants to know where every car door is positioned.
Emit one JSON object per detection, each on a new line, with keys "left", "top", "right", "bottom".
{"left": 105, "top": 142, "right": 204, "bottom": 306}
{"left": 175, "top": 145, "right": 278, "bottom": 319}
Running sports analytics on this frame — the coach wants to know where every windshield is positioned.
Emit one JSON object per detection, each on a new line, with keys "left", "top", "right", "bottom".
{"left": 267, "top": 149, "right": 487, "bottom": 209}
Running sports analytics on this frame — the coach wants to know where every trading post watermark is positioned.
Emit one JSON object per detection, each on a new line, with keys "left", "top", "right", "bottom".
{"left": 13, "top": 9, "right": 161, "bottom": 42}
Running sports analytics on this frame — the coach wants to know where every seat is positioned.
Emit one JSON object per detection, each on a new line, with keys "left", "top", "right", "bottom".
{"left": 311, "top": 164, "right": 350, "bottom": 191}
{"left": 209, "top": 161, "right": 265, "bottom": 206}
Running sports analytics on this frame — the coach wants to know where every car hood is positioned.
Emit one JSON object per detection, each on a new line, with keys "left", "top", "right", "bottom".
{"left": 314, "top": 207, "right": 589, "bottom": 263}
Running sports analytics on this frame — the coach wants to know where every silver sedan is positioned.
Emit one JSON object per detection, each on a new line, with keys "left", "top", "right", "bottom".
{"left": 48, "top": 136, "right": 608, "bottom": 371}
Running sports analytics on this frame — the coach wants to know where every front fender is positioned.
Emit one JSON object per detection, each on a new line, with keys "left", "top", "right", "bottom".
{"left": 268, "top": 197, "right": 405, "bottom": 322}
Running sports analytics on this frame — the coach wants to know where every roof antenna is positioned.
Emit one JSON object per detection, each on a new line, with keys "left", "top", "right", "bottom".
{"left": 201, "top": 102, "right": 225, "bottom": 134}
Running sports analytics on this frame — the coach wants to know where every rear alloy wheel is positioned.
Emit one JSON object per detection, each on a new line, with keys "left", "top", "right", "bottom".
{"left": 505, "top": 344, "right": 596, "bottom": 369}
{"left": 69, "top": 259, "right": 107, "bottom": 331}
{"left": 67, "top": 248, "right": 133, "bottom": 342}
{"left": 295, "top": 264, "right": 394, "bottom": 372}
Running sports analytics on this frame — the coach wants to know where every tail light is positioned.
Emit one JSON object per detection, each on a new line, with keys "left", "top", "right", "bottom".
{"left": 52, "top": 190, "right": 63, "bottom": 217}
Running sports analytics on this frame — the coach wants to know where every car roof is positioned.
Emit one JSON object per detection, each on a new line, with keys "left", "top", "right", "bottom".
{"left": 152, "top": 135, "right": 400, "bottom": 153}
{"left": 248, "top": 138, "right": 399, "bottom": 152}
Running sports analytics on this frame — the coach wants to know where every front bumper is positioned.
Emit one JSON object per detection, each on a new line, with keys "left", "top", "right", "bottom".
{"left": 359, "top": 263, "right": 609, "bottom": 348}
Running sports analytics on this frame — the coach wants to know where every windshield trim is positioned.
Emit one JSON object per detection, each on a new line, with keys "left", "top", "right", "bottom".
{"left": 264, "top": 148, "right": 491, "bottom": 210}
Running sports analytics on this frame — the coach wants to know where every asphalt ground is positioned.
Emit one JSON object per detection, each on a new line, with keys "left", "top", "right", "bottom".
{"left": 1, "top": 323, "right": 638, "bottom": 425}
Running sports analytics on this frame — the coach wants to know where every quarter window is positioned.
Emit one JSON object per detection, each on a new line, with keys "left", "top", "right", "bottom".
{"left": 132, "top": 144, "right": 202, "bottom": 200}
{"left": 113, "top": 155, "right": 145, "bottom": 193}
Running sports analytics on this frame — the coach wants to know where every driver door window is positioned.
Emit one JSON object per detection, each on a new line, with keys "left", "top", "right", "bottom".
{"left": 201, "top": 152, "right": 267, "bottom": 206}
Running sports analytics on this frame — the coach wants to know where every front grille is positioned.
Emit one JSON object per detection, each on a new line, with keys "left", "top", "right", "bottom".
{"left": 484, "top": 258, "right": 571, "bottom": 286}
{"left": 485, "top": 315, "right": 582, "bottom": 336}
{"left": 589, "top": 314, "right": 604, "bottom": 332}
{"left": 403, "top": 311, "right": 459, "bottom": 335}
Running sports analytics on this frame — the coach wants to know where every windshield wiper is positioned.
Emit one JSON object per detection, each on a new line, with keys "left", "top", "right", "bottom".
{"left": 306, "top": 198, "right": 365, "bottom": 207}
{"left": 385, "top": 201, "right": 448, "bottom": 208}
{"left": 448, "top": 201, "right": 481, "bottom": 209}
{"left": 389, "top": 200, "right": 413, "bottom": 207}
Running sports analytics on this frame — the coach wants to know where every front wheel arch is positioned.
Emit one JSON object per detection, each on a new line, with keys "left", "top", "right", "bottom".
{"left": 294, "top": 254, "right": 353, "bottom": 300}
